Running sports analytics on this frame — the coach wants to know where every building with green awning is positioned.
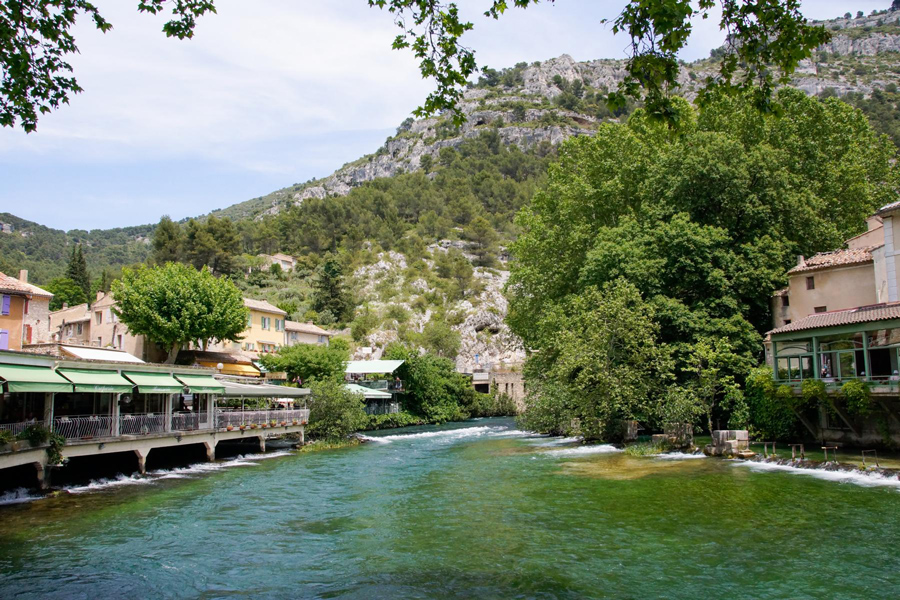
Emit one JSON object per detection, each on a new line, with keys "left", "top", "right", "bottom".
{"left": 122, "top": 371, "right": 184, "bottom": 394}
{"left": 0, "top": 364, "right": 73, "bottom": 393}
{"left": 174, "top": 373, "right": 225, "bottom": 394}
{"left": 57, "top": 368, "right": 134, "bottom": 394}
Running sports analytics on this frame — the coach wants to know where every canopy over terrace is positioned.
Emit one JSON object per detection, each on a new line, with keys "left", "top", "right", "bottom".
{"left": 345, "top": 360, "right": 404, "bottom": 375}
{"left": 218, "top": 380, "right": 310, "bottom": 398}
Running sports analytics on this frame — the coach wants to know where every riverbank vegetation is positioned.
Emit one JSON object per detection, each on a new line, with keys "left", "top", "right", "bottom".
{"left": 510, "top": 89, "right": 899, "bottom": 441}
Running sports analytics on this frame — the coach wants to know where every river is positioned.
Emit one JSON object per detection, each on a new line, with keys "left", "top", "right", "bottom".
{"left": 1, "top": 418, "right": 899, "bottom": 599}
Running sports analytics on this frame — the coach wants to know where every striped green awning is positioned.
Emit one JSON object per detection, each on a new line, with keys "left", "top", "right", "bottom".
{"left": 0, "top": 364, "right": 73, "bottom": 393}
{"left": 57, "top": 368, "right": 133, "bottom": 394}
{"left": 122, "top": 371, "right": 184, "bottom": 394}
{"left": 174, "top": 373, "right": 224, "bottom": 394}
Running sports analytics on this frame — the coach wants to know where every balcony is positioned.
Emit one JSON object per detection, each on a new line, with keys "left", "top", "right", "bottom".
{"left": 1, "top": 409, "right": 310, "bottom": 444}
{"left": 355, "top": 380, "right": 404, "bottom": 392}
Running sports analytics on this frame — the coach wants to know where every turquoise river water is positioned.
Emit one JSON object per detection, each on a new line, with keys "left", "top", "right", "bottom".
{"left": 1, "top": 418, "right": 899, "bottom": 599}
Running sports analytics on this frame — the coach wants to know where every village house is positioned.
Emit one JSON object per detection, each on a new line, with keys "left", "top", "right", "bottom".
{"left": 0, "top": 270, "right": 53, "bottom": 350}
{"left": 49, "top": 302, "right": 92, "bottom": 346}
{"left": 284, "top": 320, "right": 332, "bottom": 346}
{"left": 766, "top": 202, "right": 900, "bottom": 446}
{"left": 258, "top": 253, "right": 297, "bottom": 273}
{"left": 206, "top": 298, "right": 287, "bottom": 357}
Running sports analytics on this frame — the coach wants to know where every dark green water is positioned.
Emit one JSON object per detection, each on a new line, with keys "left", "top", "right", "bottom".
{"left": 1, "top": 418, "right": 899, "bottom": 599}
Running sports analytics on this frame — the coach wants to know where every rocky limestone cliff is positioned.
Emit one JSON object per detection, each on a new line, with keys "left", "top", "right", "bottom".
{"left": 349, "top": 248, "right": 525, "bottom": 373}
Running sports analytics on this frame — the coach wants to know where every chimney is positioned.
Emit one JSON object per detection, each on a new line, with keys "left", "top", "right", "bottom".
{"left": 62, "top": 302, "right": 68, "bottom": 310}
{"left": 96, "top": 291, "right": 104, "bottom": 301}
{"left": 797, "top": 255, "right": 806, "bottom": 267}
{"left": 18, "top": 269, "right": 27, "bottom": 283}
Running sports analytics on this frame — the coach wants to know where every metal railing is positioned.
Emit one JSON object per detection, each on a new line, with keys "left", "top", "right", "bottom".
{"left": 216, "top": 409, "right": 309, "bottom": 429}
{"left": 355, "top": 380, "right": 404, "bottom": 392}
{"left": 4, "top": 409, "right": 310, "bottom": 444}
{"left": 0, "top": 422, "right": 31, "bottom": 437}
{"left": 171, "top": 412, "right": 211, "bottom": 432}
{"left": 119, "top": 413, "right": 166, "bottom": 436}
{"left": 53, "top": 415, "right": 115, "bottom": 440}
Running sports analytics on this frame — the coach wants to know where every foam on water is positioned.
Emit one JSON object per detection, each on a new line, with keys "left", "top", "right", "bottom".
{"left": 60, "top": 451, "right": 291, "bottom": 494}
{"left": 734, "top": 460, "right": 900, "bottom": 490}
{"left": 532, "top": 436, "right": 582, "bottom": 447}
{"left": 0, "top": 488, "right": 43, "bottom": 505}
{"left": 366, "top": 425, "right": 503, "bottom": 443}
{"left": 542, "top": 444, "right": 622, "bottom": 457}
{"left": 654, "top": 452, "right": 706, "bottom": 460}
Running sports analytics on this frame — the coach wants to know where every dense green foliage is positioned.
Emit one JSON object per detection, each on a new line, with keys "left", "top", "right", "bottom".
{"left": 111, "top": 263, "right": 248, "bottom": 362}
{"left": 45, "top": 277, "right": 88, "bottom": 311}
{"left": 259, "top": 342, "right": 349, "bottom": 384}
{"left": 65, "top": 245, "right": 91, "bottom": 300}
{"left": 0, "top": 213, "right": 151, "bottom": 286}
{"left": 306, "top": 380, "right": 368, "bottom": 441}
{"left": 510, "top": 89, "right": 899, "bottom": 438}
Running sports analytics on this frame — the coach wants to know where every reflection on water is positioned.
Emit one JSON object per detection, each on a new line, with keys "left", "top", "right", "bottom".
{"left": 1, "top": 418, "right": 899, "bottom": 599}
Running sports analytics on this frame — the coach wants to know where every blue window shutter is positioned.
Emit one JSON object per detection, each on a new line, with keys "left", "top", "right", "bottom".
{"left": 0, "top": 329, "right": 7, "bottom": 350}
{"left": 1, "top": 295, "right": 9, "bottom": 316}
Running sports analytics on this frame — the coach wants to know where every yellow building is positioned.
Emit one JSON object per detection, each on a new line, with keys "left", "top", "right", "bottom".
{"left": 208, "top": 298, "right": 287, "bottom": 357}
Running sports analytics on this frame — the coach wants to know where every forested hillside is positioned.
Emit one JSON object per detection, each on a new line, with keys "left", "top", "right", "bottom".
{"left": 5, "top": 8, "right": 900, "bottom": 371}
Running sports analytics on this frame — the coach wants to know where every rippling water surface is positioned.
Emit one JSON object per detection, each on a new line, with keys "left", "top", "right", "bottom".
{"left": 1, "top": 418, "right": 899, "bottom": 599}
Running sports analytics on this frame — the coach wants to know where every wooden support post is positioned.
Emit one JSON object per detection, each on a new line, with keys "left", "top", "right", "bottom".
{"left": 790, "top": 443, "right": 805, "bottom": 461}
{"left": 862, "top": 449, "right": 879, "bottom": 469}
{"left": 822, "top": 446, "right": 838, "bottom": 464}
{"left": 791, "top": 407, "right": 820, "bottom": 440}
{"left": 829, "top": 399, "right": 861, "bottom": 438}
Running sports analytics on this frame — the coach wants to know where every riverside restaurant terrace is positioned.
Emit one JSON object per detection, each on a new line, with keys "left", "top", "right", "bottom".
{"left": 0, "top": 350, "right": 309, "bottom": 487}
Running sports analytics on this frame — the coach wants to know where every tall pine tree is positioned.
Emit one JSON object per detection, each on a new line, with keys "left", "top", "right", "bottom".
{"left": 66, "top": 244, "right": 91, "bottom": 302}
{"left": 151, "top": 216, "right": 184, "bottom": 264}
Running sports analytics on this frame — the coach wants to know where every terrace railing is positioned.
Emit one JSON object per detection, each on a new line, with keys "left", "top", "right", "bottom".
{"left": 119, "top": 413, "right": 166, "bottom": 436}
{"left": 216, "top": 409, "right": 309, "bottom": 429}
{"left": 53, "top": 415, "right": 115, "bottom": 440}
{"left": 0, "top": 421, "right": 31, "bottom": 437}
{"left": 171, "top": 412, "right": 211, "bottom": 432}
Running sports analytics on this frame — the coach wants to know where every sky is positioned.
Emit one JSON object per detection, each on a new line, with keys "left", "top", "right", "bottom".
{"left": 0, "top": 0, "right": 889, "bottom": 231}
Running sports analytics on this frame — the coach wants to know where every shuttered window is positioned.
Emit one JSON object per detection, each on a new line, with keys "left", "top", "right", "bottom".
{"left": 0, "top": 329, "right": 8, "bottom": 350}
{"left": 1, "top": 295, "right": 9, "bottom": 316}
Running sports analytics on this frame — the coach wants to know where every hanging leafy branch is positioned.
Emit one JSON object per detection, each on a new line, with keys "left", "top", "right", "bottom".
{"left": 1, "top": 1, "right": 828, "bottom": 131}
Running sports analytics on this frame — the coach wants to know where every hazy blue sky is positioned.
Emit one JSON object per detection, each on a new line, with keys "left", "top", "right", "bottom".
{"left": 0, "top": 0, "right": 887, "bottom": 230}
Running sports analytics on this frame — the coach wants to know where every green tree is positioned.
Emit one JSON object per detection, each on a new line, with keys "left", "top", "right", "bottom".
{"left": 464, "top": 215, "right": 499, "bottom": 266}
{"left": 258, "top": 343, "right": 349, "bottom": 384}
{"left": 508, "top": 90, "right": 898, "bottom": 431}
{"left": 185, "top": 216, "right": 240, "bottom": 276}
{"left": 65, "top": 244, "right": 91, "bottom": 301}
{"left": 111, "top": 263, "right": 248, "bottom": 363}
{"left": 45, "top": 277, "right": 88, "bottom": 311}
{"left": 311, "top": 254, "right": 353, "bottom": 323}
{"left": 420, "top": 319, "right": 461, "bottom": 359}
{"left": 151, "top": 216, "right": 184, "bottom": 264}
{"left": 306, "top": 380, "right": 368, "bottom": 441}
{"left": 518, "top": 280, "right": 672, "bottom": 440}
{"left": 2, "top": 1, "right": 828, "bottom": 131}
{"left": 384, "top": 343, "right": 474, "bottom": 423}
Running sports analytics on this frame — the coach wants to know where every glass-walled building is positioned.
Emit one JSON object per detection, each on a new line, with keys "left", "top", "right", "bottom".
{"left": 768, "top": 303, "right": 900, "bottom": 385}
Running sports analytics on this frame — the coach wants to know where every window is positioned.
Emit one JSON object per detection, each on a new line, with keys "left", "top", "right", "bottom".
{"left": 806, "top": 276, "right": 815, "bottom": 290}
{"left": 1, "top": 295, "right": 9, "bottom": 316}
{"left": 261, "top": 316, "right": 270, "bottom": 330}
{"left": 117, "top": 334, "right": 123, "bottom": 349}
{"left": 782, "top": 296, "right": 789, "bottom": 307}
{"left": 247, "top": 314, "right": 252, "bottom": 327}
{"left": 96, "top": 337, "right": 102, "bottom": 346}
{"left": 0, "top": 329, "right": 7, "bottom": 350}
{"left": 76, "top": 322, "right": 83, "bottom": 335}
{"left": 814, "top": 306, "right": 827, "bottom": 313}
{"left": 784, "top": 319, "right": 791, "bottom": 325}
{"left": 24, "top": 299, "right": 29, "bottom": 315}
{"left": 95, "top": 311, "right": 102, "bottom": 325}
{"left": 23, "top": 324, "right": 32, "bottom": 344}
